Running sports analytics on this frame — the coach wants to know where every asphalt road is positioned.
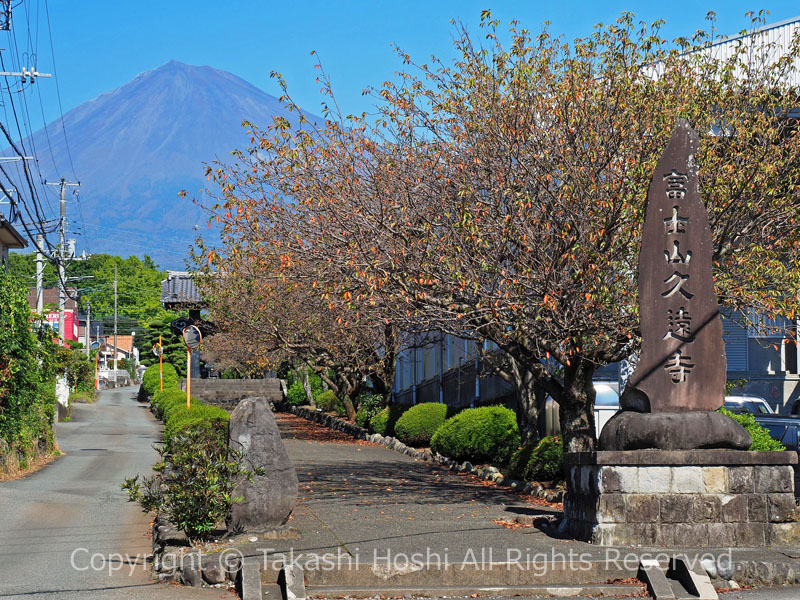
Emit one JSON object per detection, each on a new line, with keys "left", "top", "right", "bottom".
{"left": 0, "top": 386, "right": 234, "bottom": 600}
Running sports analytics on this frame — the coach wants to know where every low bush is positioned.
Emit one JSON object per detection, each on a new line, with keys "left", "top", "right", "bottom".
{"left": 369, "top": 404, "right": 406, "bottom": 436}
{"left": 286, "top": 379, "right": 309, "bottom": 406}
{"left": 431, "top": 406, "right": 521, "bottom": 465}
{"left": 142, "top": 363, "right": 179, "bottom": 396}
{"left": 508, "top": 436, "right": 564, "bottom": 482}
{"left": 719, "top": 408, "right": 786, "bottom": 451}
{"left": 394, "top": 403, "right": 455, "bottom": 447}
{"left": 355, "top": 392, "right": 385, "bottom": 429}
{"left": 150, "top": 389, "right": 230, "bottom": 447}
{"left": 124, "top": 383, "right": 236, "bottom": 539}
{"left": 123, "top": 420, "right": 251, "bottom": 539}
{"left": 316, "top": 390, "right": 345, "bottom": 416}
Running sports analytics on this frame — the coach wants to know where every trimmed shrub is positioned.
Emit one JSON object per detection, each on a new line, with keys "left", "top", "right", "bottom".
{"left": 150, "top": 388, "right": 230, "bottom": 447}
{"left": 163, "top": 404, "right": 229, "bottom": 446}
{"left": 508, "top": 436, "right": 564, "bottom": 482}
{"left": 719, "top": 408, "right": 786, "bottom": 451}
{"left": 316, "top": 390, "right": 345, "bottom": 416}
{"left": 394, "top": 403, "right": 455, "bottom": 447}
{"left": 308, "top": 373, "right": 325, "bottom": 399}
{"left": 431, "top": 406, "right": 521, "bottom": 465}
{"left": 355, "top": 392, "right": 384, "bottom": 429}
{"left": 142, "top": 363, "right": 179, "bottom": 396}
{"left": 369, "top": 404, "right": 406, "bottom": 436}
{"left": 286, "top": 379, "right": 309, "bottom": 406}
{"left": 370, "top": 407, "right": 390, "bottom": 435}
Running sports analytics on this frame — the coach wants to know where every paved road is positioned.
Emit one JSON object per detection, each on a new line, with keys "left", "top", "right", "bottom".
{"left": 0, "top": 387, "right": 234, "bottom": 600}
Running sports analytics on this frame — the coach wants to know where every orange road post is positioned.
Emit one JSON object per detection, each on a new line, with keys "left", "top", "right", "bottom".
{"left": 186, "top": 347, "right": 191, "bottom": 409}
{"left": 181, "top": 324, "right": 201, "bottom": 411}
{"left": 94, "top": 350, "right": 99, "bottom": 390}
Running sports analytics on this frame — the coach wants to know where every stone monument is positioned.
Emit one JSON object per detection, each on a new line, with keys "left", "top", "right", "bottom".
{"left": 228, "top": 396, "right": 299, "bottom": 532}
{"left": 563, "top": 121, "right": 798, "bottom": 547}
{"left": 600, "top": 119, "right": 750, "bottom": 451}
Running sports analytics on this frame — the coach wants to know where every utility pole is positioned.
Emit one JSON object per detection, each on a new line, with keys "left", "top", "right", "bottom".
{"left": 85, "top": 301, "right": 91, "bottom": 357}
{"left": 45, "top": 178, "right": 79, "bottom": 344}
{"left": 113, "top": 262, "right": 118, "bottom": 388}
{"left": 35, "top": 233, "right": 43, "bottom": 314}
{"left": 58, "top": 186, "right": 65, "bottom": 341}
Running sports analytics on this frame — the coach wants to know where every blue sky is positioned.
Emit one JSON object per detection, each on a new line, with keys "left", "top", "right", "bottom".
{"left": 13, "top": 1, "right": 800, "bottom": 130}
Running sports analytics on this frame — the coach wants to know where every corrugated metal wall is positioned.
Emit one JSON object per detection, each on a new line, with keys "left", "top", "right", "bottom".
{"left": 722, "top": 313, "right": 749, "bottom": 372}
{"left": 703, "top": 18, "right": 800, "bottom": 88}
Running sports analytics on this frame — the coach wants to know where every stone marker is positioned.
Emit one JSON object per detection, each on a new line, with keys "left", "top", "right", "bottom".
{"left": 624, "top": 119, "right": 724, "bottom": 412}
{"left": 229, "top": 396, "right": 299, "bottom": 532}
{"left": 564, "top": 121, "right": 795, "bottom": 548}
{"left": 602, "top": 120, "right": 750, "bottom": 451}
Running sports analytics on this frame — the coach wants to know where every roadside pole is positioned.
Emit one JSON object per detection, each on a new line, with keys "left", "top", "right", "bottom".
{"left": 186, "top": 346, "right": 191, "bottom": 409}
{"left": 85, "top": 301, "right": 91, "bottom": 357}
{"left": 181, "top": 325, "right": 202, "bottom": 410}
{"left": 113, "top": 263, "right": 118, "bottom": 388}
{"left": 159, "top": 335, "right": 163, "bottom": 392}
{"left": 35, "top": 234, "right": 43, "bottom": 314}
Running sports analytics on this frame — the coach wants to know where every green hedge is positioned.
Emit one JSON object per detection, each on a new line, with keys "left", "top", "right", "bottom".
{"left": 719, "top": 408, "right": 786, "bottom": 451}
{"left": 286, "top": 379, "right": 308, "bottom": 406}
{"left": 356, "top": 393, "right": 384, "bottom": 429}
{"left": 286, "top": 369, "right": 324, "bottom": 406}
{"left": 369, "top": 404, "right": 406, "bottom": 436}
{"left": 394, "top": 403, "right": 455, "bottom": 447}
{"left": 142, "top": 363, "right": 179, "bottom": 396}
{"left": 151, "top": 388, "right": 229, "bottom": 446}
{"left": 508, "top": 436, "right": 564, "bottom": 482}
{"left": 316, "top": 390, "right": 345, "bottom": 416}
{"left": 431, "top": 406, "right": 521, "bottom": 465}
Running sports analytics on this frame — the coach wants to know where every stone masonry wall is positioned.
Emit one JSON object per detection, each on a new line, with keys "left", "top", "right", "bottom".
{"left": 179, "top": 378, "right": 283, "bottom": 411}
{"left": 565, "top": 463, "right": 798, "bottom": 547}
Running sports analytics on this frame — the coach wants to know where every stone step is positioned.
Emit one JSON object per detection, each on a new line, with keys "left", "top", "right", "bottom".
{"left": 305, "top": 583, "right": 642, "bottom": 598}
{"left": 262, "top": 561, "right": 640, "bottom": 589}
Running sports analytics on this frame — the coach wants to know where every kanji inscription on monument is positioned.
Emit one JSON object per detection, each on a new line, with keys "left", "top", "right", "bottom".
{"left": 624, "top": 119, "right": 726, "bottom": 412}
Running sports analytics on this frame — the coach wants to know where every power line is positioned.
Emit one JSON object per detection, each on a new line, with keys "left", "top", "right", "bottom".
{"left": 43, "top": 0, "right": 75, "bottom": 179}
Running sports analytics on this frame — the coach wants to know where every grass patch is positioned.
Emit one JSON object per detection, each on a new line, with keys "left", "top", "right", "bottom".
{"left": 69, "top": 390, "right": 96, "bottom": 404}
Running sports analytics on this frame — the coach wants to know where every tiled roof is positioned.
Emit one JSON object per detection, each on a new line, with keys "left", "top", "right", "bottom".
{"left": 107, "top": 334, "right": 134, "bottom": 353}
{"left": 161, "top": 270, "right": 203, "bottom": 307}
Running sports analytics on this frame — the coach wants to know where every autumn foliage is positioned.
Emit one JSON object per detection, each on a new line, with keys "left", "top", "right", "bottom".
{"left": 195, "top": 11, "right": 800, "bottom": 452}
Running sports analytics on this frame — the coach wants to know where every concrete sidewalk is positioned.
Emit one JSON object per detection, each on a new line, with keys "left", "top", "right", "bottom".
{"left": 217, "top": 412, "right": 800, "bottom": 596}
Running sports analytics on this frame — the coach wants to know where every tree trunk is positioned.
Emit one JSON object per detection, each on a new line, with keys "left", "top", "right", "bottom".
{"left": 301, "top": 368, "right": 317, "bottom": 408}
{"left": 342, "top": 394, "right": 357, "bottom": 422}
{"left": 557, "top": 359, "right": 597, "bottom": 453}
{"left": 334, "top": 373, "right": 359, "bottom": 422}
{"left": 510, "top": 361, "right": 541, "bottom": 443}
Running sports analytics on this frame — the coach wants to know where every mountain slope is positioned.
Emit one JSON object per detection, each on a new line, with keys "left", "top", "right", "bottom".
{"left": 15, "top": 60, "right": 315, "bottom": 267}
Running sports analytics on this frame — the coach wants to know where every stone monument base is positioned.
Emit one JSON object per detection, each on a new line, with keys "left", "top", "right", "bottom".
{"left": 599, "top": 411, "right": 752, "bottom": 451}
{"left": 564, "top": 451, "right": 798, "bottom": 547}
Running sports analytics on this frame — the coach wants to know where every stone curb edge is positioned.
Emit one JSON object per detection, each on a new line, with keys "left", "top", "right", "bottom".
{"left": 283, "top": 404, "right": 565, "bottom": 504}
